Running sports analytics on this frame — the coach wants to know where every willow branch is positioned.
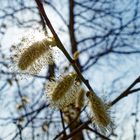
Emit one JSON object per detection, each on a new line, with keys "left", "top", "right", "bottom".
{"left": 60, "top": 110, "right": 67, "bottom": 138}
{"left": 61, "top": 120, "right": 110, "bottom": 140}
{"left": 110, "top": 76, "right": 140, "bottom": 106}
{"left": 35, "top": 0, "right": 94, "bottom": 92}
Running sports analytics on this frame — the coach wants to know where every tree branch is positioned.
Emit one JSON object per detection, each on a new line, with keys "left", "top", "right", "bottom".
{"left": 35, "top": 0, "right": 94, "bottom": 92}
{"left": 110, "top": 76, "right": 140, "bottom": 106}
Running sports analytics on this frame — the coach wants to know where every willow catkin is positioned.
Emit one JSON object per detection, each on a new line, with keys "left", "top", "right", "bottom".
{"left": 73, "top": 51, "right": 80, "bottom": 60}
{"left": 87, "top": 91, "right": 112, "bottom": 133}
{"left": 42, "top": 122, "right": 48, "bottom": 132}
{"left": 46, "top": 72, "right": 81, "bottom": 109}
{"left": 21, "top": 96, "right": 30, "bottom": 104}
{"left": 16, "top": 103, "right": 25, "bottom": 110}
{"left": 11, "top": 37, "right": 55, "bottom": 75}
{"left": 18, "top": 40, "right": 48, "bottom": 70}
{"left": 51, "top": 72, "right": 77, "bottom": 101}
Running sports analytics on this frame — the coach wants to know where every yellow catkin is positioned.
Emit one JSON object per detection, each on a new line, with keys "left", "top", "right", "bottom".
{"left": 16, "top": 103, "right": 24, "bottom": 110}
{"left": 42, "top": 122, "right": 48, "bottom": 132}
{"left": 18, "top": 39, "right": 49, "bottom": 70}
{"left": 21, "top": 96, "right": 30, "bottom": 104}
{"left": 87, "top": 91, "right": 111, "bottom": 132}
{"left": 46, "top": 72, "right": 80, "bottom": 109}
{"left": 17, "top": 117, "right": 24, "bottom": 126}
{"left": 75, "top": 88, "right": 85, "bottom": 109}
{"left": 73, "top": 51, "right": 80, "bottom": 60}
{"left": 52, "top": 72, "right": 77, "bottom": 101}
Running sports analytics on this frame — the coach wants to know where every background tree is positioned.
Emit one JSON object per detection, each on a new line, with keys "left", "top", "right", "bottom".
{"left": 0, "top": 0, "right": 140, "bottom": 140}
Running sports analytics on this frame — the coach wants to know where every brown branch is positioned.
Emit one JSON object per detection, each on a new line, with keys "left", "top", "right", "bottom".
{"left": 35, "top": 0, "right": 94, "bottom": 92}
{"left": 61, "top": 120, "right": 110, "bottom": 140}
{"left": 53, "top": 105, "right": 87, "bottom": 140}
{"left": 110, "top": 76, "right": 140, "bottom": 106}
{"left": 60, "top": 110, "right": 67, "bottom": 138}
{"left": 69, "top": 0, "right": 82, "bottom": 71}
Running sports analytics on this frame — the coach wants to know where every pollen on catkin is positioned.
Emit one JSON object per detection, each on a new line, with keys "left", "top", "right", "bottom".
{"left": 11, "top": 30, "right": 56, "bottom": 75}
{"left": 45, "top": 72, "right": 81, "bottom": 109}
{"left": 87, "top": 91, "right": 112, "bottom": 134}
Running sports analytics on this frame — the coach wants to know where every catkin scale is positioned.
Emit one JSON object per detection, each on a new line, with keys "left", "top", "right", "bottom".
{"left": 18, "top": 40, "right": 49, "bottom": 70}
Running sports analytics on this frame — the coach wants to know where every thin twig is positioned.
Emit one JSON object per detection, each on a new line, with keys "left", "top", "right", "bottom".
{"left": 86, "top": 126, "right": 111, "bottom": 140}
{"left": 35, "top": 0, "right": 94, "bottom": 93}
{"left": 60, "top": 110, "right": 67, "bottom": 138}
{"left": 62, "top": 120, "right": 110, "bottom": 140}
{"left": 54, "top": 105, "right": 87, "bottom": 139}
{"left": 110, "top": 76, "right": 140, "bottom": 106}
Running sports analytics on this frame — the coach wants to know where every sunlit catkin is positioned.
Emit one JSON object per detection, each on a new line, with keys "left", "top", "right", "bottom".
{"left": 73, "top": 51, "right": 80, "bottom": 60}
{"left": 18, "top": 39, "right": 49, "bottom": 70}
{"left": 87, "top": 91, "right": 112, "bottom": 134}
{"left": 42, "top": 122, "right": 48, "bottom": 132}
{"left": 46, "top": 72, "right": 80, "bottom": 109}
{"left": 11, "top": 30, "right": 56, "bottom": 75}
{"left": 16, "top": 103, "right": 25, "bottom": 110}
{"left": 21, "top": 96, "right": 30, "bottom": 104}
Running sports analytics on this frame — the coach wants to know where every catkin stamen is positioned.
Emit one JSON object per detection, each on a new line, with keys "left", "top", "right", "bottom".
{"left": 11, "top": 29, "right": 56, "bottom": 76}
{"left": 46, "top": 72, "right": 80, "bottom": 109}
{"left": 18, "top": 39, "right": 49, "bottom": 70}
{"left": 87, "top": 91, "right": 112, "bottom": 133}
{"left": 52, "top": 73, "right": 77, "bottom": 101}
